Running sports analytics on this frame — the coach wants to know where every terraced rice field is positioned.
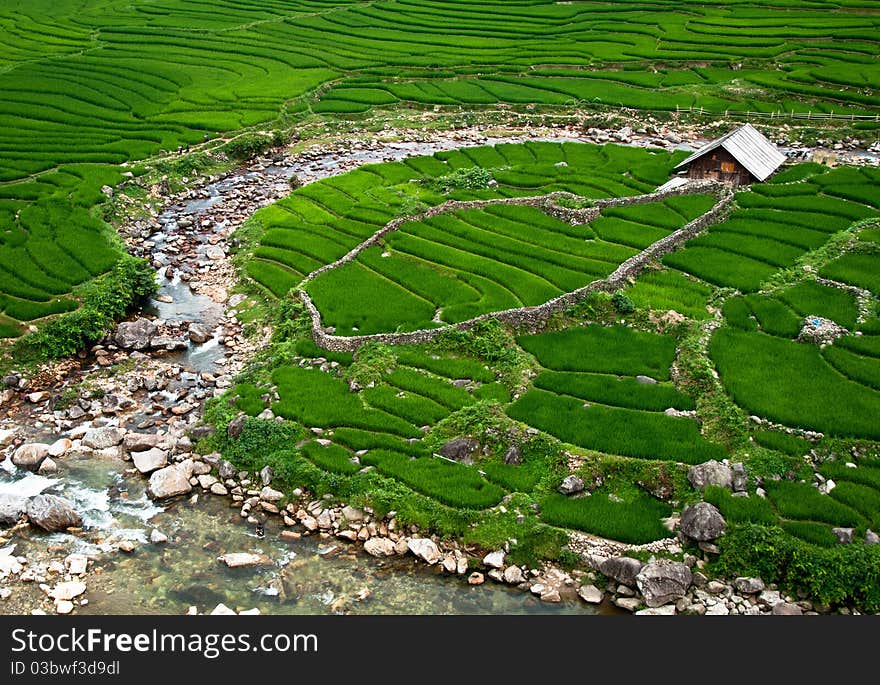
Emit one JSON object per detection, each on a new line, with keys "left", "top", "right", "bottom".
{"left": 2, "top": 1, "right": 879, "bottom": 334}
{"left": 707, "top": 454, "right": 880, "bottom": 546}
{"left": 250, "top": 140, "right": 686, "bottom": 314}
{"left": 691, "top": 164, "right": 880, "bottom": 441}
{"left": 663, "top": 166, "right": 880, "bottom": 292}
{"left": 235, "top": 348, "right": 514, "bottom": 510}
{"left": 307, "top": 193, "right": 715, "bottom": 335}
{"left": 508, "top": 325, "right": 723, "bottom": 464}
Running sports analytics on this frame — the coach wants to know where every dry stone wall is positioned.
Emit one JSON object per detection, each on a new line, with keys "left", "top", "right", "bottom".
{"left": 302, "top": 182, "right": 733, "bottom": 352}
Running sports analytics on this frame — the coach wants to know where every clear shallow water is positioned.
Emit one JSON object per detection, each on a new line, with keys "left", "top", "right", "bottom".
{"left": 2, "top": 455, "right": 599, "bottom": 615}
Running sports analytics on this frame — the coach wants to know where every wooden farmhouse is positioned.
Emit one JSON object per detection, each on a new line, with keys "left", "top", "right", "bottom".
{"left": 674, "top": 123, "right": 786, "bottom": 185}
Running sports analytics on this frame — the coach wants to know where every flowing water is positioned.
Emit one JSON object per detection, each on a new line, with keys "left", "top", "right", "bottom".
{"left": 1, "top": 454, "right": 599, "bottom": 615}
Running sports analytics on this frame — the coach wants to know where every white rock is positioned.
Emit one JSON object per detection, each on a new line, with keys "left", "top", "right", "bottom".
{"left": 407, "top": 538, "right": 441, "bottom": 565}
{"left": 260, "top": 486, "right": 284, "bottom": 503}
{"left": 705, "top": 603, "right": 730, "bottom": 616}
{"left": 198, "top": 474, "right": 218, "bottom": 489}
{"left": 48, "top": 438, "right": 72, "bottom": 458}
{"left": 132, "top": 448, "right": 168, "bottom": 474}
{"left": 503, "top": 565, "right": 526, "bottom": 584}
{"left": 55, "top": 600, "right": 75, "bottom": 615}
{"left": 150, "top": 529, "right": 168, "bottom": 544}
{"left": 363, "top": 537, "right": 396, "bottom": 557}
{"left": 636, "top": 605, "right": 676, "bottom": 615}
{"left": 210, "top": 603, "right": 237, "bottom": 615}
{"left": 49, "top": 581, "right": 86, "bottom": 601}
{"left": 65, "top": 554, "right": 88, "bottom": 575}
{"left": 577, "top": 584, "right": 604, "bottom": 604}
{"left": 482, "top": 550, "right": 505, "bottom": 569}
{"left": 217, "top": 553, "right": 273, "bottom": 568}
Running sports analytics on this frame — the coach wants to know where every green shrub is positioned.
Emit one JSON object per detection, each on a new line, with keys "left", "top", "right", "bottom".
{"left": 22, "top": 255, "right": 156, "bottom": 359}
{"left": 612, "top": 291, "right": 635, "bottom": 314}
{"left": 427, "top": 166, "right": 494, "bottom": 193}
{"left": 223, "top": 132, "right": 277, "bottom": 160}
{"left": 223, "top": 417, "right": 305, "bottom": 474}
{"left": 346, "top": 342, "right": 396, "bottom": 388}
{"left": 714, "top": 524, "right": 880, "bottom": 611}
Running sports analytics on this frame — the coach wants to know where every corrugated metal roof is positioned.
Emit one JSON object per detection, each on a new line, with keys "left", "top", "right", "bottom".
{"left": 674, "top": 123, "right": 786, "bottom": 181}
{"left": 655, "top": 176, "right": 691, "bottom": 193}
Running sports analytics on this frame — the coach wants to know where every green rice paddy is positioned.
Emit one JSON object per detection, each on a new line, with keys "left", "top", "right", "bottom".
{"left": 2, "top": 1, "right": 879, "bottom": 334}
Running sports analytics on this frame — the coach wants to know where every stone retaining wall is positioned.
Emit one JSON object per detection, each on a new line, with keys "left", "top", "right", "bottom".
{"left": 303, "top": 182, "right": 733, "bottom": 352}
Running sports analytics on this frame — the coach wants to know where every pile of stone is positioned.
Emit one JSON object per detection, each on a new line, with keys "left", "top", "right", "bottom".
{"left": 798, "top": 316, "right": 847, "bottom": 345}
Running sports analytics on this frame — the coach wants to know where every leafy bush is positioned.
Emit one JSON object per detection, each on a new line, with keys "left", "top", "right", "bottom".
{"left": 22, "top": 255, "right": 156, "bottom": 359}
{"left": 427, "top": 166, "right": 494, "bottom": 193}
{"left": 272, "top": 293, "right": 313, "bottom": 342}
{"left": 612, "top": 291, "right": 635, "bottom": 314}
{"left": 224, "top": 132, "right": 280, "bottom": 160}
{"left": 223, "top": 417, "right": 305, "bottom": 474}
{"left": 714, "top": 524, "right": 880, "bottom": 611}
{"left": 346, "top": 342, "right": 396, "bottom": 388}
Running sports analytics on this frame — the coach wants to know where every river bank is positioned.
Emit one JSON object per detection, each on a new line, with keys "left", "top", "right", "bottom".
{"left": 1, "top": 119, "right": 875, "bottom": 616}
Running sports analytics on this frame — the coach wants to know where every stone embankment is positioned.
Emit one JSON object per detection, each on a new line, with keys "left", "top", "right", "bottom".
{"left": 303, "top": 181, "right": 733, "bottom": 352}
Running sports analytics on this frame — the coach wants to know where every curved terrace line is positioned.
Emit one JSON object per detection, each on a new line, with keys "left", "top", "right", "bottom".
{"left": 298, "top": 180, "right": 733, "bottom": 352}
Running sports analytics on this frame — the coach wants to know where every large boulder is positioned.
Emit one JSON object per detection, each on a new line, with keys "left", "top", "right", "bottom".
{"left": 147, "top": 464, "right": 193, "bottom": 499}
{"left": 115, "top": 318, "right": 157, "bottom": 350}
{"left": 82, "top": 427, "right": 126, "bottom": 450}
{"left": 636, "top": 561, "right": 693, "bottom": 608}
{"left": 733, "top": 577, "right": 765, "bottom": 594}
{"left": 25, "top": 495, "right": 82, "bottom": 532}
{"left": 188, "top": 323, "right": 211, "bottom": 344}
{"left": 226, "top": 415, "right": 247, "bottom": 439}
{"left": 0, "top": 494, "right": 28, "bottom": 525}
{"left": 123, "top": 433, "right": 162, "bottom": 452}
{"left": 599, "top": 556, "right": 644, "bottom": 588}
{"left": 687, "top": 460, "right": 733, "bottom": 490}
{"left": 439, "top": 437, "right": 481, "bottom": 465}
{"left": 680, "top": 502, "right": 727, "bottom": 542}
{"left": 131, "top": 447, "right": 168, "bottom": 475}
{"left": 558, "top": 475, "right": 585, "bottom": 495}
{"left": 11, "top": 443, "right": 50, "bottom": 470}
